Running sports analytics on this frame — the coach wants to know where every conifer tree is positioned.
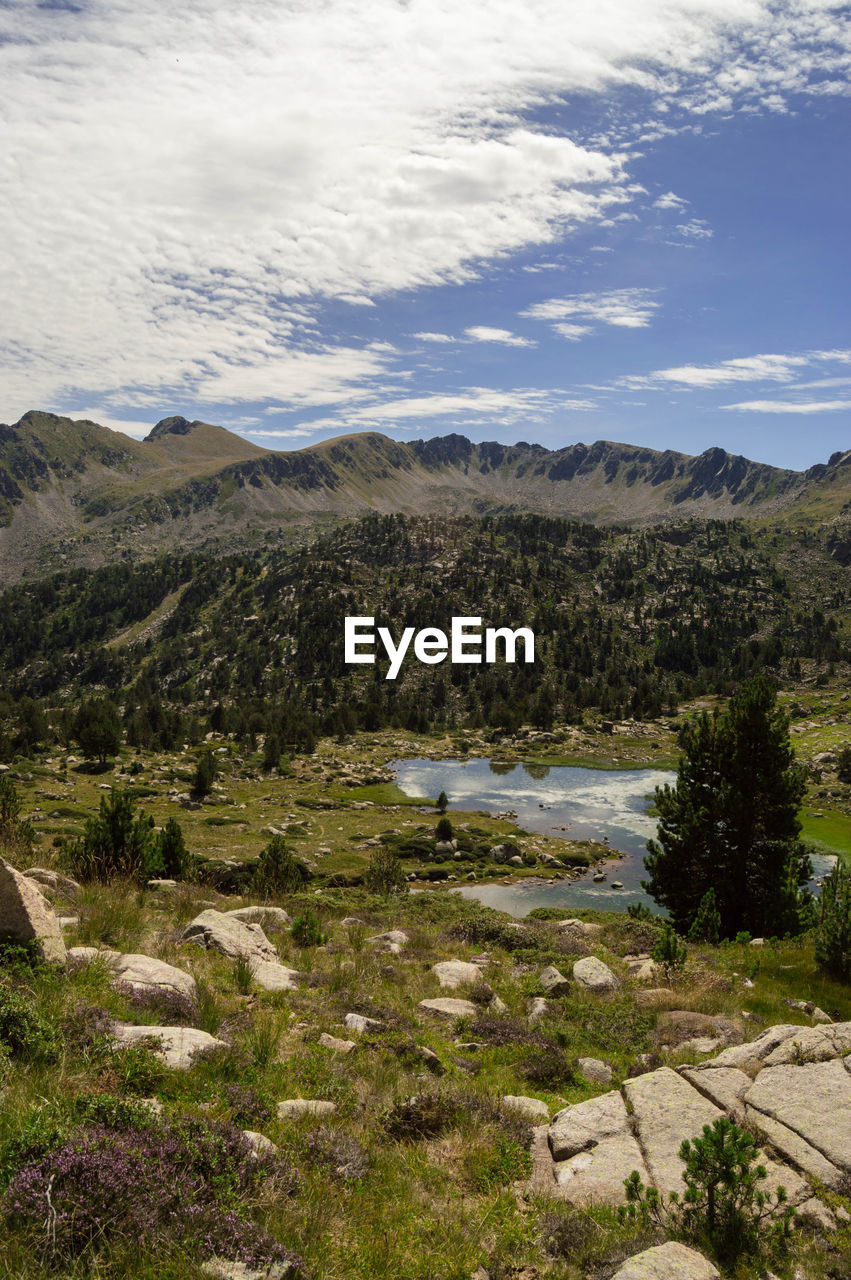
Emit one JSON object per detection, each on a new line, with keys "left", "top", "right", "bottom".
{"left": 644, "top": 675, "right": 810, "bottom": 938}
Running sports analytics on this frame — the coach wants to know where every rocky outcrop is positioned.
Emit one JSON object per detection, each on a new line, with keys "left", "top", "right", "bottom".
{"left": 532, "top": 1021, "right": 851, "bottom": 1219}
{"left": 0, "top": 858, "right": 66, "bottom": 965}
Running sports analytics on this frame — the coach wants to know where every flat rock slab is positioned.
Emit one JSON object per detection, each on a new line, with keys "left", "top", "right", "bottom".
{"left": 573, "top": 956, "right": 618, "bottom": 993}
{"left": 623, "top": 1067, "right": 722, "bottom": 1196}
{"left": 250, "top": 960, "right": 302, "bottom": 991}
{"left": 277, "top": 1099, "right": 336, "bottom": 1119}
{"left": 548, "top": 1091, "right": 646, "bottom": 1205}
{"left": 502, "top": 1095, "right": 550, "bottom": 1122}
{"left": 610, "top": 1242, "right": 720, "bottom": 1280}
{"left": 433, "top": 959, "right": 482, "bottom": 989}
{"left": 419, "top": 997, "right": 477, "bottom": 1019}
{"left": 112, "top": 953, "right": 198, "bottom": 1001}
{"left": 112, "top": 1024, "right": 225, "bottom": 1069}
{"left": 761, "top": 1023, "right": 851, "bottom": 1066}
{"left": 181, "top": 909, "right": 277, "bottom": 962}
{"left": 680, "top": 1066, "right": 752, "bottom": 1120}
{"left": 0, "top": 858, "right": 66, "bottom": 965}
{"left": 745, "top": 1059, "right": 851, "bottom": 1176}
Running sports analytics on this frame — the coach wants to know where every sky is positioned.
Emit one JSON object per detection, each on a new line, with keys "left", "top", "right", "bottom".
{"left": 2, "top": 0, "right": 850, "bottom": 470}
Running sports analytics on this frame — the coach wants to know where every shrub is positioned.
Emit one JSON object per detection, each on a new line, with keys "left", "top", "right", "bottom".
{"left": 116, "top": 981, "right": 199, "bottom": 1027}
{"left": 688, "top": 888, "right": 722, "bottom": 944}
{"left": 383, "top": 1092, "right": 460, "bottom": 1140}
{"left": 63, "top": 789, "right": 158, "bottom": 883}
{"left": 153, "top": 817, "right": 191, "bottom": 880}
{"left": 814, "top": 861, "right": 851, "bottom": 980}
{"left": 221, "top": 1084, "right": 273, "bottom": 1129}
{"left": 192, "top": 749, "right": 217, "bottom": 798}
{"left": 4, "top": 1117, "right": 302, "bottom": 1270}
{"left": 364, "top": 845, "right": 407, "bottom": 897}
{"left": 621, "top": 1117, "right": 795, "bottom": 1267}
{"left": 0, "top": 982, "right": 62, "bottom": 1062}
{"left": 291, "top": 910, "right": 327, "bottom": 948}
{"left": 520, "top": 1046, "right": 578, "bottom": 1088}
{"left": 435, "top": 816, "right": 454, "bottom": 842}
{"left": 253, "top": 835, "right": 310, "bottom": 897}
{"left": 436, "top": 790, "right": 448, "bottom": 814}
{"left": 652, "top": 921, "right": 687, "bottom": 973}
{"left": 305, "top": 1126, "right": 369, "bottom": 1180}
{"left": 837, "top": 744, "right": 851, "bottom": 784}
{"left": 0, "top": 777, "right": 34, "bottom": 866}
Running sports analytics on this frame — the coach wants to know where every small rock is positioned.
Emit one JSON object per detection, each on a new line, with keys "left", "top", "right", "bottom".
{"left": 250, "top": 960, "right": 302, "bottom": 992}
{"left": 227, "top": 906, "right": 292, "bottom": 927}
{"left": 277, "top": 1099, "right": 337, "bottom": 1119}
{"left": 318, "top": 1032, "right": 356, "bottom": 1054}
{"left": 242, "top": 1129, "right": 281, "bottom": 1158}
{"left": 432, "top": 959, "right": 482, "bottom": 989}
{"left": 111, "top": 1024, "right": 226, "bottom": 1070}
{"left": 502, "top": 1095, "right": 550, "bottom": 1122}
{"left": 344, "top": 1012, "right": 384, "bottom": 1033}
{"left": 23, "top": 867, "right": 81, "bottom": 900}
{"left": 418, "top": 997, "right": 478, "bottom": 1019}
{"left": 577, "top": 1057, "right": 613, "bottom": 1085}
{"left": 527, "top": 997, "right": 550, "bottom": 1023}
{"left": 573, "top": 956, "right": 618, "bottom": 994}
{"left": 539, "top": 965, "right": 571, "bottom": 996}
{"left": 113, "top": 953, "right": 198, "bottom": 1001}
{"left": 147, "top": 878, "right": 178, "bottom": 890}
{"left": 341, "top": 917, "right": 364, "bottom": 927}
{"left": 610, "top": 1241, "right": 720, "bottom": 1279}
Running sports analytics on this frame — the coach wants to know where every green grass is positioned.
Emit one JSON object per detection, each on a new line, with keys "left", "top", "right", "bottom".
{"left": 800, "top": 807, "right": 851, "bottom": 860}
{"left": 343, "top": 782, "right": 431, "bottom": 806}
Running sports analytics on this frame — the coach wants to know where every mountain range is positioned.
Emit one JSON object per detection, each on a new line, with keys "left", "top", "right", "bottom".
{"left": 1, "top": 409, "right": 849, "bottom": 583}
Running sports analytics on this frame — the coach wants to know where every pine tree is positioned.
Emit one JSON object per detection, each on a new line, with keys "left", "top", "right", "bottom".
{"left": 688, "top": 888, "right": 722, "bottom": 944}
{"left": 644, "top": 675, "right": 810, "bottom": 938}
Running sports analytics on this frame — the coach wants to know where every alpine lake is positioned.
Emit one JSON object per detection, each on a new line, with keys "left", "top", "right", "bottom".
{"left": 392, "top": 756, "right": 838, "bottom": 918}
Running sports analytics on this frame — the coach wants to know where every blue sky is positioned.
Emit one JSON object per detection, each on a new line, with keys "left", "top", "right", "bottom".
{"left": 2, "top": 0, "right": 849, "bottom": 469}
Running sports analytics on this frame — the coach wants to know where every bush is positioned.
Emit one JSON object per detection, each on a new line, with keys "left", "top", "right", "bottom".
{"left": 814, "top": 861, "right": 851, "bottom": 980}
{"left": 63, "top": 789, "right": 158, "bottom": 883}
{"left": 305, "top": 1126, "right": 369, "bottom": 1180}
{"left": 383, "top": 1092, "right": 460, "bottom": 1140}
{"left": 253, "top": 835, "right": 310, "bottom": 897}
{"left": 435, "top": 816, "right": 454, "bottom": 842}
{"left": 0, "top": 777, "right": 34, "bottom": 866}
{"left": 291, "top": 910, "right": 327, "bottom": 948}
{"left": 365, "top": 845, "right": 407, "bottom": 897}
{"left": 192, "top": 749, "right": 217, "bottom": 798}
{"left": 837, "top": 745, "right": 851, "bottom": 784}
{"left": 688, "top": 888, "right": 722, "bottom": 944}
{"left": 520, "top": 1046, "right": 578, "bottom": 1088}
{"left": 0, "top": 982, "right": 62, "bottom": 1062}
{"left": 652, "top": 922, "right": 687, "bottom": 973}
{"left": 4, "top": 1117, "right": 302, "bottom": 1270}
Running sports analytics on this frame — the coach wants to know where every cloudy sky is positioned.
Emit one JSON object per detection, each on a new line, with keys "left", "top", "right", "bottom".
{"left": 2, "top": 0, "right": 849, "bottom": 468}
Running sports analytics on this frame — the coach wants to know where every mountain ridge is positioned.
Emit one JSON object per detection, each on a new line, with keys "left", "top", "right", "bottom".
{"left": 0, "top": 409, "right": 848, "bottom": 583}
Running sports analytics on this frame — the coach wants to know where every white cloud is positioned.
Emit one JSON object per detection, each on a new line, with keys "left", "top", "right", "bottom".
{"left": 618, "top": 348, "right": 851, "bottom": 393}
{"left": 654, "top": 191, "right": 689, "bottom": 209}
{"left": 413, "top": 332, "right": 456, "bottom": 344}
{"left": 722, "top": 398, "right": 851, "bottom": 413}
{"left": 675, "top": 219, "right": 713, "bottom": 238}
{"left": 523, "top": 288, "right": 659, "bottom": 336}
{"left": 1, "top": 0, "right": 849, "bottom": 411}
{"left": 464, "top": 326, "right": 534, "bottom": 347}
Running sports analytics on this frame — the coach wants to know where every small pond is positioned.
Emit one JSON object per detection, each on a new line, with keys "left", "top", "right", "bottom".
{"left": 392, "top": 756, "right": 837, "bottom": 918}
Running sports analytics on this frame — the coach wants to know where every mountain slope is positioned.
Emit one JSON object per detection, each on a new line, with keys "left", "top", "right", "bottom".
{"left": 0, "top": 410, "right": 848, "bottom": 583}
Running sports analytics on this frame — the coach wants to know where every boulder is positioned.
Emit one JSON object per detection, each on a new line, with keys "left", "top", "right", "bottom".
{"left": 242, "top": 1130, "right": 281, "bottom": 1158}
{"left": 418, "top": 997, "right": 477, "bottom": 1020}
{"left": 502, "top": 1095, "right": 549, "bottom": 1122}
{"left": 180, "top": 909, "right": 277, "bottom": 962}
{"left": 23, "top": 867, "right": 81, "bottom": 900}
{"left": 277, "top": 1099, "right": 336, "bottom": 1119}
{"left": 111, "top": 1024, "right": 226, "bottom": 1070}
{"left": 112, "top": 953, "right": 197, "bottom": 1001}
{"left": 573, "top": 956, "right": 618, "bottom": 994}
{"left": 227, "top": 906, "right": 292, "bottom": 927}
{"left": 539, "top": 965, "right": 571, "bottom": 996}
{"left": 432, "top": 959, "right": 482, "bottom": 989}
{"left": 0, "top": 858, "right": 66, "bottom": 965}
{"left": 610, "top": 1242, "right": 720, "bottom": 1280}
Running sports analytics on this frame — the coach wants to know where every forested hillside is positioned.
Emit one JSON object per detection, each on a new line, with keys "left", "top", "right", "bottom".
{"left": 0, "top": 513, "right": 847, "bottom": 759}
